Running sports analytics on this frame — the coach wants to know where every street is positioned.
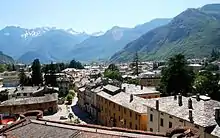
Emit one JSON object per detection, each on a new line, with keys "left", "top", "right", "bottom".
{"left": 43, "top": 93, "right": 95, "bottom": 124}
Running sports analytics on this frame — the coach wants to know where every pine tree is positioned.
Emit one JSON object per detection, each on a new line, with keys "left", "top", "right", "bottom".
{"left": 159, "top": 54, "right": 194, "bottom": 96}
{"left": 31, "top": 59, "right": 43, "bottom": 85}
{"left": 19, "top": 69, "right": 27, "bottom": 86}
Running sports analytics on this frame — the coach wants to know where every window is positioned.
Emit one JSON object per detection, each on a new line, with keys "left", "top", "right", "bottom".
{"left": 135, "top": 114, "right": 138, "bottom": 120}
{"left": 161, "top": 113, "right": 164, "bottom": 115}
{"left": 150, "top": 108, "right": 153, "bottom": 111}
{"left": 179, "top": 119, "right": 183, "bottom": 122}
{"left": 105, "top": 99, "right": 107, "bottom": 104}
{"left": 169, "top": 122, "right": 172, "bottom": 128}
{"left": 160, "top": 118, "right": 164, "bottom": 127}
{"left": 119, "top": 116, "right": 120, "bottom": 121}
{"left": 124, "top": 119, "right": 126, "bottom": 125}
{"left": 150, "top": 128, "right": 153, "bottom": 132}
{"left": 150, "top": 114, "right": 153, "bottom": 122}
{"left": 124, "top": 108, "right": 126, "bottom": 114}
{"left": 130, "top": 111, "right": 132, "bottom": 117}
{"left": 17, "top": 93, "right": 20, "bottom": 96}
{"left": 169, "top": 116, "right": 173, "bottom": 119}
{"left": 129, "top": 122, "right": 132, "bottom": 128}
{"left": 135, "top": 125, "right": 138, "bottom": 130}
{"left": 105, "top": 108, "right": 107, "bottom": 113}
{"left": 23, "top": 93, "right": 27, "bottom": 96}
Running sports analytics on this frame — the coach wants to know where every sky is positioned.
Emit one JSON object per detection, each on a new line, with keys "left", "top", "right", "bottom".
{"left": 0, "top": 0, "right": 220, "bottom": 34}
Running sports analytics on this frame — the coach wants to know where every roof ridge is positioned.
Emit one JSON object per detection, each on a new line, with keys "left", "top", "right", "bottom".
{"left": 36, "top": 118, "right": 166, "bottom": 137}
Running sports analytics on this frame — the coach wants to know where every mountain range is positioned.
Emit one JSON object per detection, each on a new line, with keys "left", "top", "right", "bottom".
{"left": 0, "top": 51, "right": 14, "bottom": 64}
{"left": 1, "top": 4, "right": 219, "bottom": 64}
{"left": 69, "top": 18, "right": 171, "bottom": 62}
{"left": 110, "top": 4, "right": 220, "bottom": 62}
{"left": 0, "top": 19, "right": 170, "bottom": 64}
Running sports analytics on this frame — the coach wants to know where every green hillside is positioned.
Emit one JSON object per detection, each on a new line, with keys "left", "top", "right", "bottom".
{"left": 110, "top": 4, "right": 220, "bottom": 62}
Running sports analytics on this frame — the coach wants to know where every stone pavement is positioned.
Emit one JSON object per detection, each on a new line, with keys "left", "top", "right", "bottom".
{"left": 43, "top": 93, "right": 88, "bottom": 124}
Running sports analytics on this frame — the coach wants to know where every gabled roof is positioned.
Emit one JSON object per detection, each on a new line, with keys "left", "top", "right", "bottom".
{"left": 143, "top": 96, "right": 220, "bottom": 128}
{"left": 0, "top": 93, "right": 58, "bottom": 106}
{"left": 0, "top": 118, "right": 167, "bottom": 138}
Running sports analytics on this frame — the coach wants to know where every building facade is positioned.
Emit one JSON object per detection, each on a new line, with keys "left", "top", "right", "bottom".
{"left": 97, "top": 85, "right": 148, "bottom": 131}
{"left": 140, "top": 77, "right": 161, "bottom": 87}
{"left": 0, "top": 71, "right": 19, "bottom": 87}
{"left": 144, "top": 95, "right": 220, "bottom": 138}
{"left": 0, "top": 93, "right": 58, "bottom": 114}
{"left": 121, "top": 83, "right": 160, "bottom": 99}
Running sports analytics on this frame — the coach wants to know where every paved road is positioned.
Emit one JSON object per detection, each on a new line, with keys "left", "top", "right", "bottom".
{"left": 43, "top": 93, "right": 95, "bottom": 124}
{"left": 43, "top": 95, "right": 77, "bottom": 122}
{"left": 43, "top": 104, "right": 69, "bottom": 122}
{"left": 71, "top": 94, "right": 96, "bottom": 124}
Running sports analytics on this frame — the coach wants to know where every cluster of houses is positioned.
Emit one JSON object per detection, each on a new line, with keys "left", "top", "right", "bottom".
{"left": 74, "top": 60, "right": 220, "bottom": 138}
{"left": 0, "top": 60, "right": 220, "bottom": 137}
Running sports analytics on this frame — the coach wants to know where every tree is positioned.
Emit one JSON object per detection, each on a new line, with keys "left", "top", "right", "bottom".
{"left": 108, "top": 64, "right": 119, "bottom": 71}
{"left": 104, "top": 64, "right": 122, "bottom": 81}
{"left": 0, "top": 64, "right": 6, "bottom": 73}
{"left": 131, "top": 52, "right": 140, "bottom": 76}
{"left": 12, "top": 64, "right": 16, "bottom": 71}
{"left": 66, "top": 94, "right": 73, "bottom": 104}
{"left": 203, "top": 63, "right": 219, "bottom": 71}
{"left": 69, "top": 60, "right": 84, "bottom": 69}
{"left": 211, "top": 48, "right": 220, "bottom": 61}
{"left": 19, "top": 69, "right": 27, "bottom": 86}
{"left": 159, "top": 54, "right": 194, "bottom": 96}
{"left": 68, "top": 113, "right": 74, "bottom": 122}
{"left": 31, "top": 59, "right": 43, "bottom": 85}
{"left": 194, "top": 71, "right": 220, "bottom": 101}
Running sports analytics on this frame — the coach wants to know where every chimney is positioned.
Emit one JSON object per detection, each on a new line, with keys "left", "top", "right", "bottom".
{"left": 123, "top": 87, "right": 126, "bottom": 92}
{"left": 188, "top": 98, "right": 193, "bottom": 109}
{"left": 178, "top": 94, "right": 183, "bottom": 106}
{"left": 196, "top": 93, "right": 200, "bottom": 101}
{"left": 130, "top": 94, "right": 133, "bottom": 102}
{"left": 189, "top": 109, "right": 193, "bottom": 122}
{"left": 215, "top": 108, "right": 220, "bottom": 121}
{"left": 156, "top": 100, "right": 159, "bottom": 110}
{"left": 174, "top": 95, "right": 177, "bottom": 100}
{"left": 141, "top": 85, "right": 143, "bottom": 90}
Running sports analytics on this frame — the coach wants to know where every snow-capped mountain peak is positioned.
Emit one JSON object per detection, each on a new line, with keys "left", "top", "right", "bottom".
{"left": 91, "top": 31, "right": 105, "bottom": 36}
{"left": 66, "top": 28, "right": 82, "bottom": 35}
{"left": 21, "top": 27, "right": 53, "bottom": 39}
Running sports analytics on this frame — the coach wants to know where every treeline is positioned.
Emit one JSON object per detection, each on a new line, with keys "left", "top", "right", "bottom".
{"left": 159, "top": 54, "right": 220, "bottom": 101}
{"left": 19, "top": 59, "right": 84, "bottom": 86}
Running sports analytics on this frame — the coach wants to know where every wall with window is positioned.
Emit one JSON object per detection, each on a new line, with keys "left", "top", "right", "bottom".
{"left": 146, "top": 107, "right": 215, "bottom": 138}
{"left": 140, "top": 78, "right": 160, "bottom": 87}
{"left": 97, "top": 95, "right": 147, "bottom": 131}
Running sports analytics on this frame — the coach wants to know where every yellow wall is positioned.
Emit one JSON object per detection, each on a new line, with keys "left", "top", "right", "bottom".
{"left": 97, "top": 95, "right": 148, "bottom": 131}
{"left": 140, "top": 78, "right": 160, "bottom": 87}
